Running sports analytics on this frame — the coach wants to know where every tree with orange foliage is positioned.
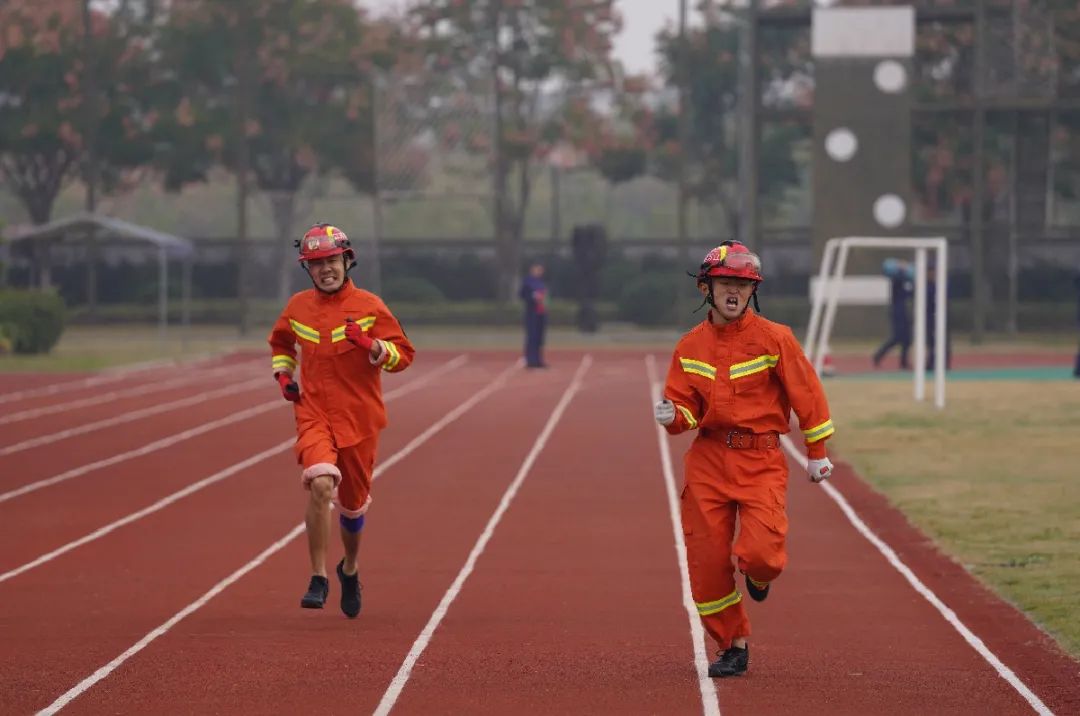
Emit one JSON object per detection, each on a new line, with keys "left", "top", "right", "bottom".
{"left": 0, "top": 0, "right": 153, "bottom": 228}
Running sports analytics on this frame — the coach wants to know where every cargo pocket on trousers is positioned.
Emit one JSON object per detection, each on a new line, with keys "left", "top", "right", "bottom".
{"left": 679, "top": 484, "right": 693, "bottom": 535}
{"left": 765, "top": 484, "right": 790, "bottom": 537}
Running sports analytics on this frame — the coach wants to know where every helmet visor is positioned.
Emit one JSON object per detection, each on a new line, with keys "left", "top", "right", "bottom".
{"left": 701, "top": 249, "right": 762, "bottom": 279}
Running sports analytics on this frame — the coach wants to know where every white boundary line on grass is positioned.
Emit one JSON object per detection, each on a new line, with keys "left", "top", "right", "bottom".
{"left": 371, "top": 355, "right": 592, "bottom": 716}
{"left": 34, "top": 356, "right": 512, "bottom": 715}
{"left": 1, "top": 356, "right": 469, "bottom": 585}
{"left": 0, "top": 355, "right": 467, "bottom": 505}
{"left": 778, "top": 434, "right": 1054, "bottom": 716}
{"left": 646, "top": 355, "right": 721, "bottom": 716}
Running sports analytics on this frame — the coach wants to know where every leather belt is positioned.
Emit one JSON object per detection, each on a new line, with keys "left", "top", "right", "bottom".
{"left": 701, "top": 428, "right": 780, "bottom": 450}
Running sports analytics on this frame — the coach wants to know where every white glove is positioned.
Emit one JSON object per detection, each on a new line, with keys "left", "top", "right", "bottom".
{"left": 654, "top": 399, "right": 675, "bottom": 426}
{"left": 808, "top": 457, "right": 833, "bottom": 483}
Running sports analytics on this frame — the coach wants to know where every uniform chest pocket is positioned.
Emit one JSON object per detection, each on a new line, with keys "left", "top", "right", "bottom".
{"left": 730, "top": 369, "right": 770, "bottom": 394}
{"left": 728, "top": 353, "right": 778, "bottom": 394}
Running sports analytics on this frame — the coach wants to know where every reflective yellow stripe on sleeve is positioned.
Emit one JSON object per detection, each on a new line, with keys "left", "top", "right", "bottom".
{"left": 803, "top": 419, "right": 835, "bottom": 443}
{"left": 680, "top": 358, "right": 716, "bottom": 380}
{"left": 676, "top": 405, "right": 698, "bottom": 430}
{"left": 382, "top": 341, "right": 401, "bottom": 371}
{"left": 289, "top": 319, "right": 319, "bottom": 344}
{"left": 272, "top": 354, "right": 297, "bottom": 373}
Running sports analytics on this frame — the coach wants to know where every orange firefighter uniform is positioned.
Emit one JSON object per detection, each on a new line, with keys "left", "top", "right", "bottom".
{"left": 269, "top": 279, "right": 414, "bottom": 517}
{"left": 663, "top": 309, "right": 834, "bottom": 650}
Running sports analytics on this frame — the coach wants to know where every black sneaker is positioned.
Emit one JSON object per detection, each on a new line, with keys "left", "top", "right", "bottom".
{"left": 745, "top": 574, "right": 770, "bottom": 602}
{"left": 708, "top": 645, "right": 749, "bottom": 678}
{"left": 300, "top": 575, "right": 329, "bottom": 609}
{"left": 336, "top": 559, "right": 362, "bottom": 619}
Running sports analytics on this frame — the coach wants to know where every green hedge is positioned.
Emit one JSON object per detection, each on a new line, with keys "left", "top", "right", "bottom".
{"left": 0, "top": 289, "right": 66, "bottom": 354}
{"left": 381, "top": 276, "right": 446, "bottom": 304}
{"left": 617, "top": 275, "right": 679, "bottom": 326}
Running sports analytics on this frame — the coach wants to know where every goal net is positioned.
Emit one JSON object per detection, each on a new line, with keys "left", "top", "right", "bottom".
{"left": 804, "top": 236, "right": 949, "bottom": 408}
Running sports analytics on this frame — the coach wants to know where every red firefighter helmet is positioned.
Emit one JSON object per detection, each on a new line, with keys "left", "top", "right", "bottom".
{"left": 296, "top": 223, "right": 355, "bottom": 266}
{"left": 696, "top": 241, "right": 763, "bottom": 282}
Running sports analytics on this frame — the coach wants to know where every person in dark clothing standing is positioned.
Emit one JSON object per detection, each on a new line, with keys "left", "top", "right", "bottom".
{"left": 520, "top": 262, "right": 549, "bottom": 368}
{"left": 873, "top": 258, "right": 913, "bottom": 370}
{"left": 1073, "top": 271, "right": 1080, "bottom": 379}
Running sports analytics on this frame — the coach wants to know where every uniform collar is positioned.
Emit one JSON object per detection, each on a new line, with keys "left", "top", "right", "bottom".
{"left": 315, "top": 278, "right": 358, "bottom": 303}
{"left": 707, "top": 309, "right": 755, "bottom": 335}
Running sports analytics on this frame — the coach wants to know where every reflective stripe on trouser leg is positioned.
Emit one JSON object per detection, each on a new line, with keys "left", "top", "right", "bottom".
{"left": 680, "top": 477, "right": 751, "bottom": 650}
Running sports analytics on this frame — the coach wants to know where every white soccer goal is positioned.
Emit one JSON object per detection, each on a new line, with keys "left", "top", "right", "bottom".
{"left": 804, "top": 236, "right": 949, "bottom": 409}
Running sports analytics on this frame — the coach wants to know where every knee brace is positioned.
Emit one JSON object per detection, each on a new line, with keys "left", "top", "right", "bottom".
{"left": 339, "top": 513, "right": 365, "bottom": 533}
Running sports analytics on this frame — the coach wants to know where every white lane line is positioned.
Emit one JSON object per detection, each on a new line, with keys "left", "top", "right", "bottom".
{"left": 646, "top": 355, "right": 722, "bottom": 716}
{"left": 0, "top": 402, "right": 280, "bottom": 504}
{"left": 372, "top": 355, "right": 592, "bottom": 716}
{"left": 35, "top": 523, "right": 308, "bottom": 716}
{"left": 0, "top": 360, "right": 264, "bottom": 425}
{"left": 0, "top": 354, "right": 223, "bottom": 406}
{"left": 1, "top": 356, "right": 471, "bottom": 583}
{"left": 0, "top": 379, "right": 265, "bottom": 457}
{"left": 779, "top": 434, "right": 1054, "bottom": 716}
{"left": 35, "top": 357, "right": 513, "bottom": 715}
{"left": 1, "top": 442, "right": 292, "bottom": 585}
{"left": 0, "top": 357, "right": 468, "bottom": 501}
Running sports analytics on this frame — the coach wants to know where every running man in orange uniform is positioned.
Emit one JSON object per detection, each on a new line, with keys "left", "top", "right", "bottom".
{"left": 654, "top": 240, "right": 835, "bottom": 677}
{"left": 269, "top": 223, "right": 414, "bottom": 618}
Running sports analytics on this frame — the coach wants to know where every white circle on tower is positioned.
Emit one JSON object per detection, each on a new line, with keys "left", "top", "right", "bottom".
{"left": 874, "top": 60, "right": 907, "bottom": 94}
{"left": 824, "top": 128, "right": 858, "bottom": 162}
{"left": 873, "top": 194, "right": 906, "bottom": 228}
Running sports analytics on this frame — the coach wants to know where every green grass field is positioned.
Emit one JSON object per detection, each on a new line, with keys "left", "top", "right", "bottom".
{"left": 826, "top": 378, "right": 1080, "bottom": 657}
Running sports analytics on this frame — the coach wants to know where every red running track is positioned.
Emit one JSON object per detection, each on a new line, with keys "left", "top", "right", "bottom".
{"left": 0, "top": 350, "right": 1076, "bottom": 715}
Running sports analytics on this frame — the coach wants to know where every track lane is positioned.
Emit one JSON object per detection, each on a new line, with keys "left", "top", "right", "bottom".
{"left": 2, "top": 350, "right": 1075, "bottom": 714}
{"left": 0, "top": 367, "right": 265, "bottom": 457}
{"left": 49, "top": 357, "right": 578, "bottom": 715}
{"left": 0, "top": 353, "right": 257, "bottom": 410}
{"left": 0, "top": 358, "right": 468, "bottom": 573}
{"left": 390, "top": 355, "right": 704, "bottom": 715}
{"left": 0, "top": 355, "right": 494, "bottom": 714}
{"left": 704, "top": 444, "right": 1060, "bottom": 714}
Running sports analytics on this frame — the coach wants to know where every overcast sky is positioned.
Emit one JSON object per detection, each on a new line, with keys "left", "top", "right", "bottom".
{"left": 361, "top": 0, "right": 679, "bottom": 76}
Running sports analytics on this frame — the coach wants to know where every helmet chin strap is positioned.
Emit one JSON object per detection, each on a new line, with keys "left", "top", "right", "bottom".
{"left": 692, "top": 278, "right": 760, "bottom": 316}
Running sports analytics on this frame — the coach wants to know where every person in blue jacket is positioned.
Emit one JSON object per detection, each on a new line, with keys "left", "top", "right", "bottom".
{"left": 1073, "top": 270, "right": 1080, "bottom": 379}
{"left": 873, "top": 258, "right": 913, "bottom": 370}
{"left": 520, "top": 262, "right": 549, "bottom": 369}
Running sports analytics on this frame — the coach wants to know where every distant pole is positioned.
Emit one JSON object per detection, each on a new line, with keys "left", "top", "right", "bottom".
{"left": 676, "top": 0, "right": 690, "bottom": 319}
{"left": 550, "top": 164, "right": 561, "bottom": 252}
{"left": 971, "top": 0, "right": 987, "bottom": 342}
{"left": 369, "top": 71, "right": 384, "bottom": 295}
{"left": 739, "top": 0, "right": 759, "bottom": 250}
{"left": 234, "top": 12, "right": 253, "bottom": 336}
{"left": 83, "top": 0, "right": 100, "bottom": 316}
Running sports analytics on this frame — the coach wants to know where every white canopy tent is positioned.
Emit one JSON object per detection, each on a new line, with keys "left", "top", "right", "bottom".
{"left": 1, "top": 212, "right": 196, "bottom": 339}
